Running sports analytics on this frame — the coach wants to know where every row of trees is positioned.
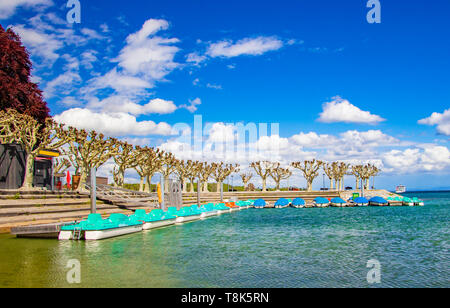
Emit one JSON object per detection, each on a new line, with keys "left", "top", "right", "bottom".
{"left": 0, "top": 109, "right": 380, "bottom": 192}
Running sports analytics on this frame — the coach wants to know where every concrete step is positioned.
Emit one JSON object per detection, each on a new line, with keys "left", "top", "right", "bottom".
{"left": 0, "top": 198, "right": 96, "bottom": 209}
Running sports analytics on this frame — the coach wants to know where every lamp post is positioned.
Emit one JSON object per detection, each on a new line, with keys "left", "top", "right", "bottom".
{"left": 90, "top": 167, "right": 96, "bottom": 214}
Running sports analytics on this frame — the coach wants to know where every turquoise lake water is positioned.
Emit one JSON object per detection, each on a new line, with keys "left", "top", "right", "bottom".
{"left": 0, "top": 191, "right": 448, "bottom": 288}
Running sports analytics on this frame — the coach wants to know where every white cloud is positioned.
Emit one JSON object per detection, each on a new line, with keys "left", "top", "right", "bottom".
{"left": 318, "top": 96, "right": 385, "bottom": 124}
{"left": 0, "top": 0, "right": 53, "bottom": 19}
{"left": 81, "top": 50, "right": 98, "bottom": 70}
{"left": 418, "top": 108, "right": 450, "bottom": 136}
{"left": 86, "top": 68, "right": 152, "bottom": 93}
{"left": 206, "top": 83, "right": 222, "bottom": 90}
{"left": 81, "top": 28, "right": 107, "bottom": 41}
{"left": 88, "top": 97, "right": 177, "bottom": 115}
{"left": 11, "top": 24, "right": 63, "bottom": 62}
{"left": 186, "top": 52, "right": 207, "bottom": 65}
{"left": 54, "top": 108, "right": 174, "bottom": 137}
{"left": 180, "top": 98, "right": 202, "bottom": 113}
{"left": 383, "top": 145, "right": 450, "bottom": 173}
{"left": 207, "top": 36, "right": 284, "bottom": 58}
{"left": 116, "top": 18, "right": 180, "bottom": 81}
{"left": 44, "top": 71, "right": 81, "bottom": 99}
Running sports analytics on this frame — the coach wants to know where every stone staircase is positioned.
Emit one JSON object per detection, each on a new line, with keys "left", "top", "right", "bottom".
{"left": 0, "top": 189, "right": 155, "bottom": 233}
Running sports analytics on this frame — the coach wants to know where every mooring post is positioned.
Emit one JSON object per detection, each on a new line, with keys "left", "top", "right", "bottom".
{"left": 160, "top": 174, "right": 165, "bottom": 211}
{"left": 197, "top": 179, "right": 201, "bottom": 205}
{"left": 90, "top": 167, "right": 97, "bottom": 214}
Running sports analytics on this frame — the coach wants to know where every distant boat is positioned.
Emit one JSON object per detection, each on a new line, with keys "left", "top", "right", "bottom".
{"left": 396, "top": 185, "right": 406, "bottom": 194}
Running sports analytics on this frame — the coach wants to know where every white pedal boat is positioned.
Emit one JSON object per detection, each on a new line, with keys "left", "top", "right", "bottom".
{"left": 142, "top": 218, "right": 176, "bottom": 230}
{"left": 59, "top": 224, "right": 143, "bottom": 241}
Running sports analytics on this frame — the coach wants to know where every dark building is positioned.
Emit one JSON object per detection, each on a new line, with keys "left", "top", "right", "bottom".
{"left": 0, "top": 144, "right": 27, "bottom": 189}
{"left": 0, "top": 144, "right": 58, "bottom": 190}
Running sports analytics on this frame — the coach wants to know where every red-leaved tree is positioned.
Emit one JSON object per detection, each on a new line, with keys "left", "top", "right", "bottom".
{"left": 0, "top": 24, "right": 50, "bottom": 123}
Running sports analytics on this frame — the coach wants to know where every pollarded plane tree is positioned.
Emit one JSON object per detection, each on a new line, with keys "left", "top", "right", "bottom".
{"left": 134, "top": 146, "right": 164, "bottom": 193}
{"left": 1, "top": 109, "right": 72, "bottom": 189}
{"left": 250, "top": 161, "right": 278, "bottom": 192}
{"left": 352, "top": 164, "right": 378, "bottom": 190}
{"left": 54, "top": 157, "right": 71, "bottom": 175}
{"left": 112, "top": 141, "right": 138, "bottom": 188}
{"left": 0, "top": 109, "right": 16, "bottom": 144}
{"left": 323, "top": 162, "right": 335, "bottom": 190}
{"left": 211, "top": 162, "right": 240, "bottom": 192}
{"left": 291, "top": 159, "right": 323, "bottom": 192}
{"left": 198, "top": 162, "right": 217, "bottom": 192}
{"left": 64, "top": 128, "right": 120, "bottom": 192}
{"left": 159, "top": 152, "right": 179, "bottom": 193}
{"left": 175, "top": 160, "right": 197, "bottom": 193}
{"left": 351, "top": 165, "right": 361, "bottom": 189}
{"left": 186, "top": 161, "right": 203, "bottom": 193}
{"left": 240, "top": 171, "right": 253, "bottom": 191}
{"left": 270, "top": 163, "right": 292, "bottom": 191}
{"left": 367, "top": 164, "right": 380, "bottom": 189}
{"left": 333, "top": 162, "right": 350, "bottom": 191}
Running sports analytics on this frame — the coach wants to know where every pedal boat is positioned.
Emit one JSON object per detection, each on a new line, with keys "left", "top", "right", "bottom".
{"left": 130, "top": 209, "right": 176, "bottom": 230}
{"left": 274, "top": 198, "right": 290, "bottom": 208}
{"left": 174, "top": 206, "right": 202, "bottom": 224}
{"left": 330, "top": 197, "right": 347, "bottom": 207}
{"left": 291, "top": 198, "right": 306, "bottom": 208}
{"left": 59, "top": 213, "right": 143, "bottom": 241}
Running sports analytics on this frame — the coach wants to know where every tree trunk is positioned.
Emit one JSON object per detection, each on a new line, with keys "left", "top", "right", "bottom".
{"left": 20, "top": 154, "right": 36, "bottom": 190}
{"left": 182, "top": 179, "right": 187, "bottom": 193}
{"left": 202, "top": 182, "right": 208, "bottom": 192}
{"left": 139, "top": 176, "right": 145, "bottom": 192}
{"left": 275, "top": 180, "right": 280, "bottom": 191}
{"left": 262, "top": 178, "right": 267, "bottom": 192}
{"left": 243, "top": 182, "right": 248, "bottom": 191}
{"left": 329, "top": 179, "right": 333, "bottom": 190}
{"left": 355, "top": 177, "right": 359, "bottom": 189}
{"left": 190, "top": 180, "right": 195, "bottom": 192}
{"left": 307, "top": 181, "right": 313, "bottom": 192}
{"left": 146, "top": 176, "right": 152, "bottom": 193}
{"left": 216, "top": 181, "right": 222, "bottom": 192}
{"left": 76, "top": 170, "right": 88, "bottom": 192}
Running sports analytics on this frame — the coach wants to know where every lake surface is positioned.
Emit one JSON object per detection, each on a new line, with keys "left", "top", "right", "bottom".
{"left": 0, "top": 191, "right": 448, "bottom": 288}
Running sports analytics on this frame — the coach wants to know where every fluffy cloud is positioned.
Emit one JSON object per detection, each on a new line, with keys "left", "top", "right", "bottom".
{"left": 11, "top": 24, "right": 63, "bottom": 62}
{"left": 318, "top": 97, "right": 385, "bottom": 124}
{"left": 180, "top": 98, "right": 202, "bottom": 113}
{"left": 418, "top": 108, "right": 450, "bottom": 136}
{"left": 0, "top": 0, "right": 52, "bottom": 19}
{"left": 206, "top": 36, "right": 284, "bottom": 58}
{"left": 116, "top": 19, "right": 180, "bottom": 81}
{"left": 54, "top": 108, "right": 174, "bottom": 136}
{"left": 87, "top": 96, "right": 177, "bottom": 115}
{"left": 383, "top": 145, "right": 450, "bottom": 173}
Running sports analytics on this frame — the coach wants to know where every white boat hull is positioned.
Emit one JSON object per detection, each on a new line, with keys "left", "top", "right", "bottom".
{"left": 58, "top": 230, "right": 74, "bottom": 240}
{"left": 200, "top": 211, "right": 218, "bottom": 219}
{"left": 176, "top": 215, "right": 201, "bottom": 224}
{"left": 85, "top": 225, "right": 143, "bottom": 240}
{"left": 142, "top": 218, "right": 176, "bottom": 230}
{"left": 59, "top": 224, "right": 143, "bottom": 241}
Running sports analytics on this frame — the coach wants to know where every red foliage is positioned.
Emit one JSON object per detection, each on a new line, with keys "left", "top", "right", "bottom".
{"left": 0, "top": 24, "right": 50, "bottom": 123}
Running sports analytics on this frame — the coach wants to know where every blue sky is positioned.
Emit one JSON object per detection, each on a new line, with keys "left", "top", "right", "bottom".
{"left": 1, "top": 0, "right": 449, "bottom": 190}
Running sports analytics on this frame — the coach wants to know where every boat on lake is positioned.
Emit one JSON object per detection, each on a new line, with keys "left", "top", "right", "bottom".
{"left": 59, "top": 213, "right": 143, "bottom": 241}
{"left": 130, "top": 209, "right": 176, "bottom": 230}
{"left": 274, "top": 198, "right": 290, "bottom": 208}
{"left": 291, "top": 198, "right": 305, "bottom": 208}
